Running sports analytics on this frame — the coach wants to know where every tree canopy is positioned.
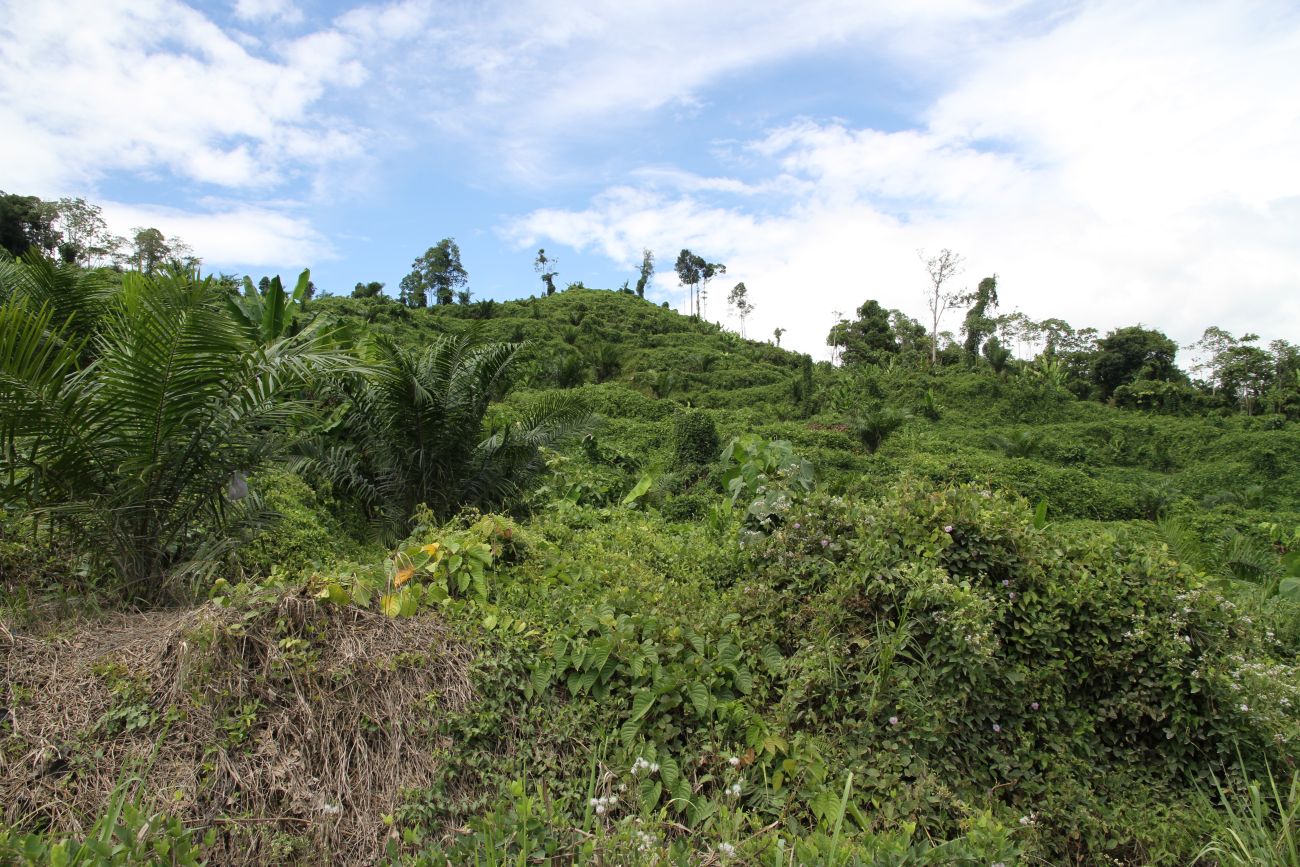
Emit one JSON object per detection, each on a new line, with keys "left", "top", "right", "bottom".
{"left": 401, "top": 238, "right": 468, "bottom": 307}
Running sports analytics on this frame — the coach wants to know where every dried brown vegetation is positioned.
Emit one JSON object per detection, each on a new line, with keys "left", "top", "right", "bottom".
{"left": 1, "top": 593, "right": 475, "bottom": 865}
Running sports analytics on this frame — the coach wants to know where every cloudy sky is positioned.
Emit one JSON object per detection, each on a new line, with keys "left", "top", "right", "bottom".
{"left": 3, "top": 0, "right": 1297, "bottom": 358}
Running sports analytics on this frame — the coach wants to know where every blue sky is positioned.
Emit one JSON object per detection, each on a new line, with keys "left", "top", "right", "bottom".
{"left": 3, "top": 0, "right": 1298, "bottom": 358}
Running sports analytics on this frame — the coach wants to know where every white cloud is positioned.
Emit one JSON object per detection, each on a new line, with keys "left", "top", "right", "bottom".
{"left": 234, "top": 0, "right": 303, "bottom": 25}
{"left": 370, "top": 0, "right": 1028, "bottom": 181}
{"left": 0, "top": 0, "right": 367, "bottom": 195}
{"left": 510, "top": 0, "right": 1300, "bottom": 359}
{"left": 101, "top": 201, "right": 333, "bottom": 269}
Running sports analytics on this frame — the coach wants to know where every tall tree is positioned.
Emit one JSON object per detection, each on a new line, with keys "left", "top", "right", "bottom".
{"left": 673, "top": 249, "right": 724, "bottom": 318}
{"left": 127, "top": 227, "right": 197, "bottom": 275}
{"left": 53, "top": 197, "right": 124, "bottom": 266}
{"left": 727, "top": 282, "right": 753, "bottom": 337}
{"left": 635, "top": 248, "right": 654, "bottom": 298}
{"left": 826, "top": 310, "right": 847, "bottom": 364}
{"left": 1034, "top": 318, "right": 1076, "bottom": 357}
{"left": 1190, "top": 326, "right": 1277, "bottom": 413}
{"left": 0, "top": 192, "right": 60, "bottom": 258}
{"left": 773, "top": 327, "right": 785, "bottom": 347}
{"left": 698, "top": 258, "right": 725, "bottom": 319}
{"left": 838, "top": 300, "right": 898, "bottom": 367}
{"left": 398, "top": 272, "right": 422, "bottom": 307}
{"left": 403, "top": 238, "right": 468, "bottom": 307}
{"left": 534, "top": 248, "right": 558, "bottom": 296}
{"left": 961, "top": 274, "right": 999, "bottom": 358}
{"left": 675, "top": 249, "right": 701, "bottom": 317}
{"left": 1091, "top": 325, "right": 1180, "bottom": 398}
{"left": 888, "top": 309, "right": 929, "bottom": 362}
{"left": 919, "top": 248, "right": 966, "bottom": 367}
{"left": 352, "top": 281, "right": 384, "bottom": 298}
{"left": 129, "top": 228, "right": 169, "bottom": 275}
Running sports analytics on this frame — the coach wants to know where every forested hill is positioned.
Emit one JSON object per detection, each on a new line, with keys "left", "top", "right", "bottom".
{"left": 3, "top": 263, "right": 1300, "bottom": 866}
{"left": 314, "top": 288, "right": 804, "bottom": 410}
{"left": 311, "top": 287, "right": 1300, "bottom": 525}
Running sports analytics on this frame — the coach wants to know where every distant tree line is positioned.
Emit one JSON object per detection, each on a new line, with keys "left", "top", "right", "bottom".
{"left": 1, "top": 191, "right": 198, "bottom": 273}
{"left": 827, "top": 247, "right": 1300, "bottom": 416}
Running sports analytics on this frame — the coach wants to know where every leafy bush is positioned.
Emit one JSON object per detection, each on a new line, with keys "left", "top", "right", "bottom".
{"left": 671, "top": 409, "right": 719, "bottom": 468}
{"left": 0, "top": 792, "right": 203, "bottom": 866}
{"left": 235, "top": 469, "right": 362, "bottom": 575}
{"left": 761, "top": 483, "right": 1296, "bottom": 796}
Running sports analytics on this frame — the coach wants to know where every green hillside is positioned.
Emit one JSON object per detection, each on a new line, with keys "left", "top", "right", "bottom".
{"left": 3, "top": 266, "right": 1300, "bottom": 865}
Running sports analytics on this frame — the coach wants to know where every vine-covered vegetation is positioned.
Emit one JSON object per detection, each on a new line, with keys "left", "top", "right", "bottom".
{"left": 2, "top": 245, "right": 1299, "bottom": 865}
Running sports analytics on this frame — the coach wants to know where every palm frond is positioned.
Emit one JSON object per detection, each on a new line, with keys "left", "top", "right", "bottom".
{"left": 305, "top": 332, "right": 578, "bottom": 538}
{"left": 2, "top": 263, "right": 351, "bottom": 598}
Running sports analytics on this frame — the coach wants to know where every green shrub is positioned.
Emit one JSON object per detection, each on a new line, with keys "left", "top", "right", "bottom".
{"left": 760, "top": 482, "right": 1296, "bottom": 799}
{"left": 236, "top": 469, "right": 361, "bottom": 575}
{"left": 672, "top": 409, "right": 719, "bottom": 468}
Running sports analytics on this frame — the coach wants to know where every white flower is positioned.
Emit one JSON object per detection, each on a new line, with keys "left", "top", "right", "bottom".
{"left": 1241, "top": 703, "right": 1250, "bottom": 712}
{"left": 728, "top": 782, "right": 742, "bottom": 796}
{"left": 595, "top": 803, "right": 605, "bottom": 815}
{"left": 718, "top": 842, "right": 736, "bottom": 858}
{"left": 728, "top": 756, "right": 741, "bottom": 768}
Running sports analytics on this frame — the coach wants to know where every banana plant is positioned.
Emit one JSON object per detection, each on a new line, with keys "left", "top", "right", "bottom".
{"left": 227, "top": 268, "right": 312, "bottom": 345}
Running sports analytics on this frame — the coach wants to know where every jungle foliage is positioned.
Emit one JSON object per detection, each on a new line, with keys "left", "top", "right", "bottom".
{"left": 2, "top": 251, "right": 1299, "bottom": 865}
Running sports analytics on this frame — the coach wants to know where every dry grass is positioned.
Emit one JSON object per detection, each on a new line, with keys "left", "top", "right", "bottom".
{"left": 1, "top": 591, "right": 475, "bottom": 865}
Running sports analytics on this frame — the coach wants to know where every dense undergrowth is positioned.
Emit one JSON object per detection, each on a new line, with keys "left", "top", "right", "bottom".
{"left": 3, "top": 270, "right": 1300, "bottom": 864}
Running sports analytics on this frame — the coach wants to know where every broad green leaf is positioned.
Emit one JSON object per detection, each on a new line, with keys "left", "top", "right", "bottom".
{"left": 640, "top": 777, "right": 663, "bottom": 809}
{"left": 658, "top": 755, "right": 681, "bottom": 791}
{"left": 619, "top": 718, "right": 641, "bottom": 749}
{"left": 760, "top": 643, "right": 784, "bottom": 674}
{"left": 530, "top": 662, "right": 553, "bottom": 696}
{"left": 621, "top": 473, "right": 655, "bottom": 506}
{"left": 1034, "top": 498, "right": 1049, "bottom": 530}
{"left": 687, "top": 682, "right": 712, "bottom": 717}
{"left": 630, "top": 690, "right": 656, "bottom": 721}
{"left": 379, "top": 593, "right": 400, "bottom": 617}
{"left": 589, "top": 638, "right": 613, "bottom": 674}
